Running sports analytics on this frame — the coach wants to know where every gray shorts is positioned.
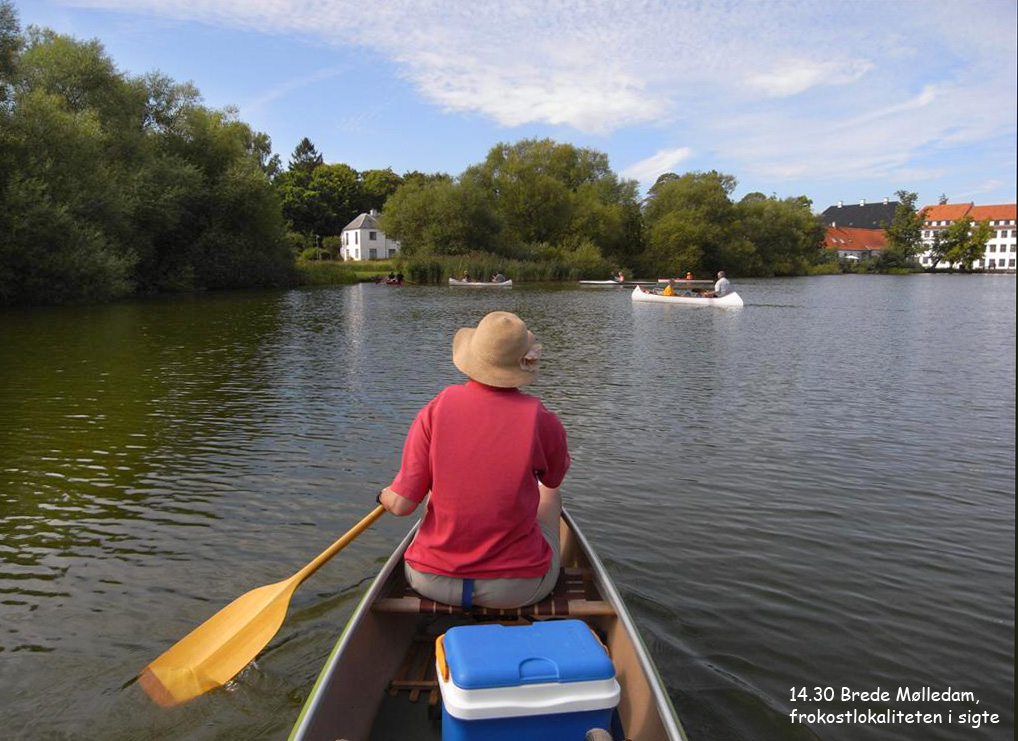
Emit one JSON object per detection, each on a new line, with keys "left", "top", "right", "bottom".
{"left": 405, "top": 519, "right": 561, "bottom": 609}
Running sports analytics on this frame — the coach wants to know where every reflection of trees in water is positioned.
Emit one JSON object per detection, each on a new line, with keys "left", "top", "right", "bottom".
{"left": 0, "top": 295, "right": 294, "bottom": 623}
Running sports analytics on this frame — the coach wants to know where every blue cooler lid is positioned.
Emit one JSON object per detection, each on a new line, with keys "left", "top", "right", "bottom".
{"left": 442, "top": 620, "right": 615, "bottom": 690}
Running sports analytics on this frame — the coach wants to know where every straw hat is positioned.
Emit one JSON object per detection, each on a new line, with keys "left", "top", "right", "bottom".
{"left": 452, "top": 311, "right": 539, "bottom": 387}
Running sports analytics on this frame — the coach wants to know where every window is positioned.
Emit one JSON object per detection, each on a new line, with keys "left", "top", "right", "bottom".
{"left": 988, "top": 259, "right": 996, "bottom": 268}
{"left": 989, "top": 244, "right": 997, "bottom": 252}
{"left": 1010, "top": 259, "right": 1016, "bottom": 267}
{"left": 388, "top": 249, "right": 397, "bottom": 258}
{"left": 369, "top": 248, "right": 377, "bottom": 259}
{"left": 369, "top": 231, "right": 377, "bottom": 241}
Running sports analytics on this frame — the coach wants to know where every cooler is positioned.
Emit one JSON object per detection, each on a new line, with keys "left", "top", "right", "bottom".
{"left": 436, "top": 619, "right": 620, "bottom": 741}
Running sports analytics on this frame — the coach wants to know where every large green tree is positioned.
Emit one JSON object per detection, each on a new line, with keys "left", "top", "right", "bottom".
{"left": 459, "top": 138, "right": 642, "bottom": 261}
{"left": 0, "top": 7, "right": 295, "bottom": 305}
{"left": 641, "top": 170, "right": 740, "bottom": 276}
{"left": 734, "top": 194, "right": 826, "bottom": 275}
{"left": 359, "top": 168, "right": 403, "bottom": 213}
{"left": 883, "top": 190, "right": 925, "bottom": 266}
{"left": 379, "top": 179, "right": 501, "bottom": 256}
{"left": 936, "top": 216, "right": 994, "bottom": 271}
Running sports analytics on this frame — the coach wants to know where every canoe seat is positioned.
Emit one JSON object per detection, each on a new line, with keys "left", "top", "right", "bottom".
{"left": 372, "top": 565, "right": 614, "bottom": 617}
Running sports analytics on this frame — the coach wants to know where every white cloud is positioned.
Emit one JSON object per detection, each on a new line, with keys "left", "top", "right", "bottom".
{"left": 57, "top": 0, "right": 1017, "bottom": 185}
{"left": 622, "top": 147, "right": 694, "bottom": 187}
{"left": 746, "top": 58, "right": 873, "bottom": 97}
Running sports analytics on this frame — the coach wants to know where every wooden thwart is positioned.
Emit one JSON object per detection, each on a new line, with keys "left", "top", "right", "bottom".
{"left": 372, "top": 567, "right": 614, "bottom": 617}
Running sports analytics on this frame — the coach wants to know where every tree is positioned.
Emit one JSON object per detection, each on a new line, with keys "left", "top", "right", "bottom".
{"left": 460, "top": 138, "right": 641, "bottom": 261}
{"left": 1, "top": 21, "right": 295, "bottom": 304}
{"left": 939, "top": 217, "right": 993, "bottom": 271}
{"left": 641, "top": 170, "right": 740, "bottom": 276}
{"left": 288, "top": 137, "right": 322, "bottom": 175}
{"left": 734, "top": 194, "right": 825, "bottom": 275}
{"left": 1, "top": 0, "right": 22, "bottom": 105}
{"left": 276, "top": 162, "right": 362, "bottom": 237}
{"left": 883, "top": 190, "right": 924, "bottom": 266}
{"left": 379, "top": 179, "right": 500, "bottom": 256}
{"left": 360, "top": 168, "right": 403, "bottom": 213}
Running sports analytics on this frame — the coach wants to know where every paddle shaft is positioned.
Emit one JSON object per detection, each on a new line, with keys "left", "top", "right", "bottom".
{"left": 294, "top": 504, "right": 386, "bottom": 584}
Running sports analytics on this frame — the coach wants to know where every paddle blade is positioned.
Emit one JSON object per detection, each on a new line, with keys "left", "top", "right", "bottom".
{"left": 139, "top": 578, "right": 297, "bottom": 707}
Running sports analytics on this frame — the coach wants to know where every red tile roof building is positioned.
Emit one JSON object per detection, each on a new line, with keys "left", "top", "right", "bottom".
{"left": 824, "top": 226, "right": 887, "bottom": 260}
{"left": 919, "top": 202, "right": 1017, "bottom": 271}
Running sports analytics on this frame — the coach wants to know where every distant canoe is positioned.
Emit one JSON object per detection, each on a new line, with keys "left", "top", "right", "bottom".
{"left": 448, "top": 278, "right": 513, "bottom": 287}
{"left": 579, "top": 280, "right": 658, "bottom": 287}
{"left": 632, "top": 286, "right": 744, "bottom": 307}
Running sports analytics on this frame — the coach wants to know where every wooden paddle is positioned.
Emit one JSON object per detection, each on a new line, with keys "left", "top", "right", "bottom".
{"left": 139, "top": 504, "right": 386, "bottom": 707}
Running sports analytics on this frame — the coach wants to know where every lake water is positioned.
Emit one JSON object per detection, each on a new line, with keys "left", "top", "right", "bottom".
{"left": 0, "top": 276, "right": 1014, "bottom": 740}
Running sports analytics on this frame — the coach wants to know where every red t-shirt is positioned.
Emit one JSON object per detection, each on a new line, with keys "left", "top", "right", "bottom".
{"left": 390, "top": 381, "right": 570, "bottom": 579}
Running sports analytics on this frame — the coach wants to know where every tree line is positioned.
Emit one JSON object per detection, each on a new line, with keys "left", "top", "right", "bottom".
{"left": 2, "top": 3, "right": 829, "bottom": 305}
{"left": 0, "top": 2, "right": 298, "bottom": 305}
{"left": 379, "top": 143, "right": 828, "bottom": 280}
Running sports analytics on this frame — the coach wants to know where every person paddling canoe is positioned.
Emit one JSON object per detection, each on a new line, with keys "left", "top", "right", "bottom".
{"left": 701, "top": 271, "right": 731, "bottom": 298}
{"left": 377, "top": 311, "right": 570, "bottom": 609}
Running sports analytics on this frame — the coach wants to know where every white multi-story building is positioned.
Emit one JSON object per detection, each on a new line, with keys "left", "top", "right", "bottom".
{"left": 340, "top": 210, "right": 401, "bottom": 261}
{"left": 918, "top": 203, "right": 1016, "bottom": 271}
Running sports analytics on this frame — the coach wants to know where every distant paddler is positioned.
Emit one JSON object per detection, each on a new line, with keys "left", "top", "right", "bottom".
{"left": 701, "top": 271, "right": 731, "bottom": 298}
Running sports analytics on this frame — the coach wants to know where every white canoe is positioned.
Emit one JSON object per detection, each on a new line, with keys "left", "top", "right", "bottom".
{"left": 632, "top": 286, "right": 744, "bottom": 307}
{"left": 288, "top": 509, "right": 687, "bottom": 741}
{"left": 448, "top": 278, "right": 513, "bottom": 287}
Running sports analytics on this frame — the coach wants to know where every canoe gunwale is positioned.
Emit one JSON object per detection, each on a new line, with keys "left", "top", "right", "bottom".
{"left": 561, "top": 510, "right": 687, "bottom": 741}
{"left": 287, "top": 522, "right": 421, "bottom": 741}
{"left": 290, "top": 510, "right": 686, "bottom": 741}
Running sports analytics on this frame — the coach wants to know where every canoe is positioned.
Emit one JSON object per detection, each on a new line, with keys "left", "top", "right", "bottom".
{"left": 288, "top": 509, "right": 687, "bottom": 741}
{"left": 632, "top": 286, "right": 744, "bottom": 307}
{"left": 448, "top": 278, "right": 513, "bottom": 287}
{"left": 579, "top": 280, "right": 658, "bottom": 286}
{"left": 656, "top": 278, "right": 715, "bottom": 286}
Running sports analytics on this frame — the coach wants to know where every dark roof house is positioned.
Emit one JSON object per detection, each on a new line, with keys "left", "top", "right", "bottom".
{"left": 821, "top": 199, "right": 899, "bottom": 229}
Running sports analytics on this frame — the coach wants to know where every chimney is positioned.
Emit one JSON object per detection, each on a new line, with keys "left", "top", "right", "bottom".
{"left": 837, "top": 201, "right": 843, "bottom": 208}
{"left": 883, "top": 197, "right": 888, "bottom": 205}
{"left": 860, "top": 199, "right": 866, "bottom": 206}
{"left": 832, "top": 221, "right": 837, "bottom": 229}
{"left": 369, "top": 209, "right": 378, "bottom": 217}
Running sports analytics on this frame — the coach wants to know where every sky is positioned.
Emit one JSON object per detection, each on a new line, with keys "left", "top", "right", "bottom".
{"left": 13, "top": 0, "right": 1018, "bottom": 211}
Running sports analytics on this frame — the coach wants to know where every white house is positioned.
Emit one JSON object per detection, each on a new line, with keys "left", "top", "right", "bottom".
{"left": 340, "top": 210, "right": 401, "bottom": 261}
{"left": 918, "top": 202, "right": 1016, "bottom": 271}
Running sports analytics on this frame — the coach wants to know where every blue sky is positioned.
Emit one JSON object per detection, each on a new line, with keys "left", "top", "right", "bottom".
{"left": 15, "top": 0, "right": 1018, "bottom": 211}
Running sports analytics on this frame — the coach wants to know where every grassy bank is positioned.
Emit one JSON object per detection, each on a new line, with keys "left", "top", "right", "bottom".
{"left": 296, "top": 259, "right": 396, "bottom": 285}
{"left": 394, "top": 254, "right": 600, "bottom": 284}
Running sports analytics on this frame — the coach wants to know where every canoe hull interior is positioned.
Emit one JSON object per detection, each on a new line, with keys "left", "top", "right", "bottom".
{"left": 289, "top": 512, "right": 685, "bottom": 741}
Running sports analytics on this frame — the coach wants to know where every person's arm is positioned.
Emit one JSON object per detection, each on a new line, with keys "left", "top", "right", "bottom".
{"left": 379, "top": 486, "right": 419, "bottom": 516}
{"left": 383, "top": 401, "right": 435, "bottom": 516}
